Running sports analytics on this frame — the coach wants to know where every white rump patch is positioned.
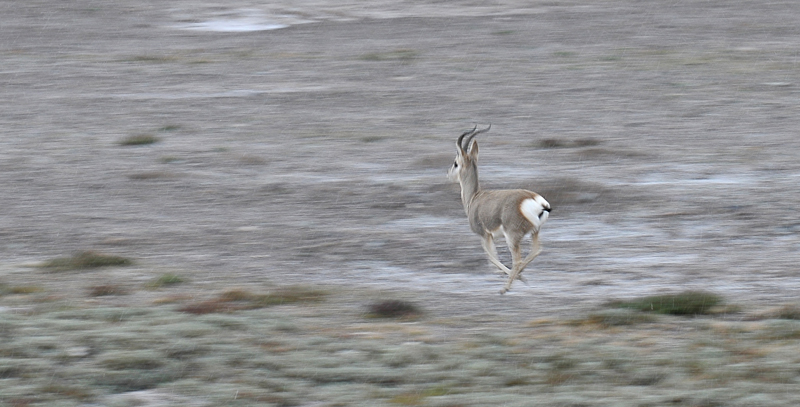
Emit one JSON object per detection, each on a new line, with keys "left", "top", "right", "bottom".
{"left": 520, "top": 196, "right": 550, "bottom": 230}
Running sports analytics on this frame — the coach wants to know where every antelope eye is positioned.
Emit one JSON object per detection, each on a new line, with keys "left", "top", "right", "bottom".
{"left": 453, "top": 161, "right": 458, "bottom": 168}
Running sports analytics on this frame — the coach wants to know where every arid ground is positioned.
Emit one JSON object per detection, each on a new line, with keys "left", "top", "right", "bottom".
{"left": 2, "top": 1, "right": 800, "bottom": 406}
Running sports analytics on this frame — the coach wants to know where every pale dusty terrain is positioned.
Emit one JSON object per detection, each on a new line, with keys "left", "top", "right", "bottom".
{"left": 2, "top": 1, "right": 800, "bottom": 405}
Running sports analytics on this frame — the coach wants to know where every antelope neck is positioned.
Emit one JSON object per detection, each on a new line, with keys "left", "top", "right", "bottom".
{"left": 460, "top": 164, "right": 480, "bottom": 211}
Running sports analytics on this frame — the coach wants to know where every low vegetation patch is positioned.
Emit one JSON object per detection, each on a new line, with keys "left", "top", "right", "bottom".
{"left": 366, "top": 300, "right": 422, "bottom": 319}
{"left": 609, "top": 291, "right": 723, "bottom": 316}
{"left": 120, "top": 134, "right": 159, "bottom": 146}
{"left": 42, "top": 251, "right": 132, "bottom": 271}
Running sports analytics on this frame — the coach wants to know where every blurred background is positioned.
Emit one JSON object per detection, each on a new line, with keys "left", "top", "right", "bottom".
{"left": 2, "top": 1, "right": 800, "bottom": 405}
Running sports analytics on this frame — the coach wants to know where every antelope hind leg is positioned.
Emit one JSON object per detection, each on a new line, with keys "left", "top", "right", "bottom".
{"left": 519, "top": 232, "right": 542, "bottom": 271}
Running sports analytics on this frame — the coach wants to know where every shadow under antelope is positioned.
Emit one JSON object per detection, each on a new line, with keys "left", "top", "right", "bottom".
{"left": 447, "top": 125, "right": 551, "bottom": 294}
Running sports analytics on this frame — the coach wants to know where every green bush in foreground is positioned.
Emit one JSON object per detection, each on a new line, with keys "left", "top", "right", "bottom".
{"left": 609, "top": 291, "right": 723, "bottom": 316}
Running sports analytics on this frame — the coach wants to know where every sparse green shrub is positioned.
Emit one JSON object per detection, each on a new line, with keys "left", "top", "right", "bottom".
{"left": 146, "top": 273, "right": 185, "bottom": 288}
{"left": 609, "top": 291, "right": 723, "bottom": 316}
{"left": 42, "top": 251, "right": 133, "bottom": 271}
{"left": 366, "top": 300, "right": 422, "bottom": 319}
{"left": 120, "top": 134, "right": 159, "bottom": 146}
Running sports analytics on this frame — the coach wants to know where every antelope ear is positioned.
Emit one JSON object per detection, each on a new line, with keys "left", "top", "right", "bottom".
{"left": 468, "top": 139, "right": 479, "bottom": 159}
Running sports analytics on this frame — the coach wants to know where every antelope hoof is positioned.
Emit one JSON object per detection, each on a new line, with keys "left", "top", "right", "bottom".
{"left": 499, "top": 287, "right": 509, "bottom": 295}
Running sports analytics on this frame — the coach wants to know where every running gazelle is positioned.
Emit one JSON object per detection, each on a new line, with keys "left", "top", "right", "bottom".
{"left": 447, "top": 125, "right": 551, "bottom": 294}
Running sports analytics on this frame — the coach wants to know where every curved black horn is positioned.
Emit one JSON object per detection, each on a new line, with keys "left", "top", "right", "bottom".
{"left": 462, "top": 123, "right": 491, "bottom": 150}
{"left": 457, "top": 125, "right": 478, "bottom": 151}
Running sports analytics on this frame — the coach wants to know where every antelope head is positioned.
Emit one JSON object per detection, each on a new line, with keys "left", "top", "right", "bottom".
{"left": 447, "top": 124, "right": 490, "bottom": 183}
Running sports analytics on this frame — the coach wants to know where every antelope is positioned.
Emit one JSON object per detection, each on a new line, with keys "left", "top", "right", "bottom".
{"left": 447, "top": 125, "right": 551, "bottom": 294}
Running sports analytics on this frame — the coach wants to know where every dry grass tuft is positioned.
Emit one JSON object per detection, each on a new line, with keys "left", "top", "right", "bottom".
{"left": 575, "top": 309, "right": 658, "bottom": 327}
{"left": 178, "top": 299, "right": 241, "bottom": 315}
{"left": 41, "top": 251, "right": 132, "bottom": 271}
{"left": 178, "top": 286, "right": 327, "bottom": 314}
{"left": 251, "top": 286, "right": 327, "bottom": 307}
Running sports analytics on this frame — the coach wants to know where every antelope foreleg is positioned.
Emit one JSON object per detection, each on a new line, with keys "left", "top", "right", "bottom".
{"left": 500, "top": 235, "right": 525, "bottom": 294}
{"left": 480, "top": 235, "right": 511, "bottom": 275}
